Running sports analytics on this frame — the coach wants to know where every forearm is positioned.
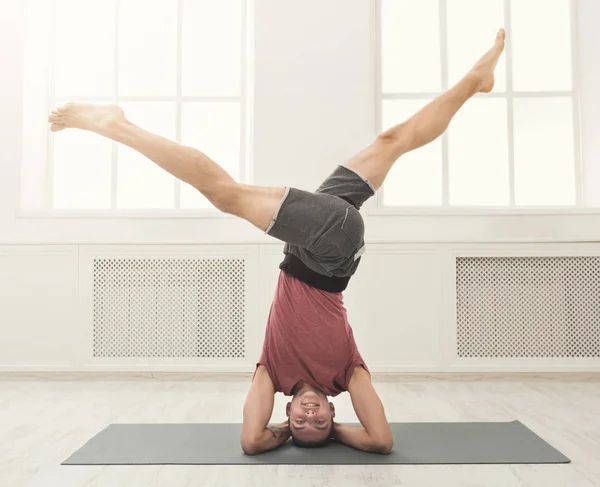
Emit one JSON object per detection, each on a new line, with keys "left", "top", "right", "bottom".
{"left": 242, "top": 422, "right": 290, "bottom": 455}
{"left": 333, "top": 423, "right": 392, "bottom": 454}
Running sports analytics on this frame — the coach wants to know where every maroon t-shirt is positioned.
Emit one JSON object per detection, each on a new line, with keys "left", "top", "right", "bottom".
{"left": 258, "top": 271, "right": 368, "bottom": 397}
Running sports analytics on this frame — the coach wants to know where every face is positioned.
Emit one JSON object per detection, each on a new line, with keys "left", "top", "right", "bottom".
{"left": 286, "top": 386, "right": 335, "bottom": 443}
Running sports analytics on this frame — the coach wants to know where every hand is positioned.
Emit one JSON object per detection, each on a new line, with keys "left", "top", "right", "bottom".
{"left": 331, "top": 421, "right": 340, "bottom": 439}
{"left": 267, "top": 421, "right": 290, "bottom": 440}
{"left": 275, "top": 420, "right": 290, "bottom": 431}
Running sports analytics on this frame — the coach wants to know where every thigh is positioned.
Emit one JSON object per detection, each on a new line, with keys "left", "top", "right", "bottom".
{"left": 231, "top": 184, "right": 359, "bottom": 264}
{"left": 315, "top": 165, "right": 376, "bottom": 210}
{"left": 344, "top": 133, "right": 409, "bottom": 191}
{"left": 266, "top": 188, "right": 360, "bottom": 258}
{"left": 232, "top": 184, "right": 288, "bottom": 232}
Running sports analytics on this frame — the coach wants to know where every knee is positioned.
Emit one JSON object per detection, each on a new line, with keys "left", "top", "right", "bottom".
{"left": 377, "top": 121, "right": 415, "bottom": 151}
{"left": 208, "top": 182, "right": 242, "bottom": 215}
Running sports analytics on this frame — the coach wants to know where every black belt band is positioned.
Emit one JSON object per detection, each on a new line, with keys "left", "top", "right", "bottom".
{"left": 279, "top": 253, "right": 350, "bottom": 293}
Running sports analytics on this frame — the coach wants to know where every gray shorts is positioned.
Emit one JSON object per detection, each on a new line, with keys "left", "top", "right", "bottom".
{"left": 266, "top": 165, "right": 376, "bottom": 278}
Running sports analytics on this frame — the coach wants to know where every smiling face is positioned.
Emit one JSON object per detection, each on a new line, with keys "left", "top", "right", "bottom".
{"left": 286, "top": 386, "right": 335, "bottom": 444}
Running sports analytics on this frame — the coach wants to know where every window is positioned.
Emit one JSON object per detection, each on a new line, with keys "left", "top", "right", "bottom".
{"left": 378, "top": 0, "right": 581, "bottom": 208}
{"left": 22, "top": 0, "right": 251, "bottom": 211}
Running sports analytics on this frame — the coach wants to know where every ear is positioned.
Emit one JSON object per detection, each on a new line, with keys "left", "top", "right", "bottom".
{"left": 286, "top": 402, "right": 291, "bottom": 417}
{"left": 329, "top": 402, "right": 336, "bottom": 418}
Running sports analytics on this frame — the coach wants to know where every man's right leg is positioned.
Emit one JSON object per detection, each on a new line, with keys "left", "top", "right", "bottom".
{"left": 345, "top": 29, "right": 506, "bottom": 191}
{"left": 48, "top": 104, "right": 285, "bottom": 232}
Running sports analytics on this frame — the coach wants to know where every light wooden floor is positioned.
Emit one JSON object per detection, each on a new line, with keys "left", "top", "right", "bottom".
{"left": 1, "top": 376, "right": 600, "bottom": 487}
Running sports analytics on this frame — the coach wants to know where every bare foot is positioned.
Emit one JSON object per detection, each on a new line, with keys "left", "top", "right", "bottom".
{"left": 471, "top": 29, "right": 506, "bottom": 93}
{"left": 48, "top": 102, "right": 126, "bottom": 136}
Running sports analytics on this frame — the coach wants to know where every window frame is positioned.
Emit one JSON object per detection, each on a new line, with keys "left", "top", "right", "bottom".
{"left": 20, "top": 0, "right": 253, "bottom": 217}
{"left": 372, "top": 0, "right": 584, "bottom": 216}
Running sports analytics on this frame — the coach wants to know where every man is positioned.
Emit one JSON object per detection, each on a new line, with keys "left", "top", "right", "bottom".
{"left": 49, "top": 29, "right": 505, "bottom": 454}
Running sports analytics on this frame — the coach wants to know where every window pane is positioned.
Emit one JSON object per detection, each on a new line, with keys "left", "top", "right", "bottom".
{"left": 53, "top": 130, "right": 112, "bottom": 209}
{"left": 117, "top": 103, "right": 177, "bottom": 209}
{"left": 512, "top": 0, "right": 572, "bottom": 91}
{"left": 180, "top": 102, "right": 241, "bottom": 209}
{"left": 381, "top": 0, "right": 441, "bottom": 93}
{"left": 118, "top": 0, "right": 178, "bottom": 97}
{"left": 514, "top": 98, "right": 576, "bottom": 206}
{"left": 382, "top": 100, "right": 442, "bottom": 206}
{"left": 182, "top": 0, "right": 242, "bottom": 97}
{"left": 54, "top": 0, "right": 115, "bottom": 98}
{"left": 447, "top": 0, "right": 506, "bottom": 92}
{"left": 448, "top": 99, "right": 509, "bottom": 205}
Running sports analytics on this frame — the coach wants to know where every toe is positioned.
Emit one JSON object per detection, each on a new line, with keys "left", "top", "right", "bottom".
{"left": 50, "top": 123, "right": 65, "bottom": 132}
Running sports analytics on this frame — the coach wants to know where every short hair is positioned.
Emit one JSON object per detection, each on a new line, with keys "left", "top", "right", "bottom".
{"left": 288, "top": 417, "right": 334, "bottom": 448}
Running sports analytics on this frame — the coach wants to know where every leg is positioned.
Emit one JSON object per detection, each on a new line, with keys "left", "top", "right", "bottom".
{"left": 347, "top": 29, "right": 506, "bottom": 190}
{"left": 48, "top": 105, "right": 284, "bottom": 231}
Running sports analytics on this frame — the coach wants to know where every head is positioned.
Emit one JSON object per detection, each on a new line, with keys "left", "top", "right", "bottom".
{"left": 286, "top": 384, "right": 335, "bottom": 447}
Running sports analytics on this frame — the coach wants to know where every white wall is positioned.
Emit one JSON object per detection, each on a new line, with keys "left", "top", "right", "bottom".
{"left": 253, "top": 0, "right": 374, "bottom": 192}
{"left": 2, "top": 241, "right": 599, "bottom": 372}
{"left": 579, "top": 0, "right": 600, "bottom": 206}
{"left": 1, "top": 0, "right": 600, "bottom": 372}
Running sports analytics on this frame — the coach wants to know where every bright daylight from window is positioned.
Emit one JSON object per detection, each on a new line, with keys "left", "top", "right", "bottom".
{"left": 380, "top": 0, "right": 579, "bottom": 208}
{"left": 22, "top": 0, "right": 246, "bottom": 211}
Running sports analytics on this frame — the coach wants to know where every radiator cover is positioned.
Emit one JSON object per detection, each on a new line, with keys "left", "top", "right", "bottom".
{"left": 456, "top": 257, "right": 600, "bottom": 358}
{"left": 93, "top": 258, "right": 246, "bottom": 358}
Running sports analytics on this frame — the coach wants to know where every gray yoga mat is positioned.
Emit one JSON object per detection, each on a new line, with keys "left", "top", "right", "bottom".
{"left": 62, "top": 421, "right": 569, "bottom": 465}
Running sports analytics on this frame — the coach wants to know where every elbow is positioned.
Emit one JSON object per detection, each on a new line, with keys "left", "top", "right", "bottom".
{"left": 240, "top": 436, "right": 260, "bottom": 456}
{"left": 379, "top": 441, "right": 394, "bottom": 455}
{"left": 372, "top": 436, "right": 394, "bottom": 455}
{"left": 241, "top": 442, "right": 259, "bottom": 456}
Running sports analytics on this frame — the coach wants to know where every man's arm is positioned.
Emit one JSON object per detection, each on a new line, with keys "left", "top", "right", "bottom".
{"left": 333, "top": 366, "right": 393, "bottom": 454}
{"left": 240, "top": 365, "right": 291, "bottom": 455}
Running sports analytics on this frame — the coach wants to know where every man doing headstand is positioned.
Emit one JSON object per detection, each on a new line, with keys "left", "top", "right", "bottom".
{"left": 48, "top": 29, "right": 505, "bottom": 454}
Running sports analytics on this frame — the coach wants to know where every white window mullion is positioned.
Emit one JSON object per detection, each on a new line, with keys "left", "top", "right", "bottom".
{"left": 570, "top": 0, "right": 583, "bottom": 206}
{"left": 53, "top": 95, "right": 241, "bottom": 103}
{"left": 240, "top": 0, "right": 249, "bottom": 184}
{"left": 45, "top": 0, "right": 58, "bottom": 209}
{"left": 382, "top": 91, "right": 574, "bottom": 100}
{"left": 504, "top": 0, "right": 516, "bottom": 206}
{"left": 174, "top": 0, "right": 183, "bottom": 209}
{"left": 373, "top": 0, "right": 385, "bottom": 208}
{"left": 439, "top": 0, "right": 449, "bottom": 207}
{"left": 111, "top": 0, "right": 121, "bottom": 210}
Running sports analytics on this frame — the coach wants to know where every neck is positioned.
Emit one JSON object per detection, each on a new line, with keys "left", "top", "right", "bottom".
{"left": 291, "top": 381, "right": 325, "bottom": 397}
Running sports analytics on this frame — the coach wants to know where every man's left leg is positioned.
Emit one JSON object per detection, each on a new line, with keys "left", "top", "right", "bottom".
{"left": 346, "top": 29, "right": 506, "bottom": 191}
{"left": 48, "top": 104, "right": 286, "bottom": 232}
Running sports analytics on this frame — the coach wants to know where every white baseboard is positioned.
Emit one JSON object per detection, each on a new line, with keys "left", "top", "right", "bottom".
{"left": 447, "top": 364, "right": 600, "bottom": 372}
{"left": 3, "top": 362, "right": 600, "bottom": 373}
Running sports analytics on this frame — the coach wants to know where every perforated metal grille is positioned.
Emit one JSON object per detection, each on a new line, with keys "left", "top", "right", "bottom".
{"left": 93, "top": 258, "right": 245, "bottom": 358}
{"left": 456, "top": 257, "right": 600, "bottom": 358}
